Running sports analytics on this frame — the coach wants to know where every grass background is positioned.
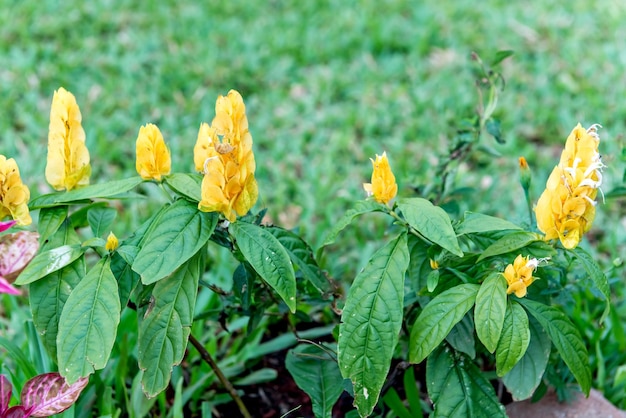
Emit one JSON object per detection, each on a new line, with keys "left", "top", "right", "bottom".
{"left": 1, "top": 0, "right": 625, "bottom": 414}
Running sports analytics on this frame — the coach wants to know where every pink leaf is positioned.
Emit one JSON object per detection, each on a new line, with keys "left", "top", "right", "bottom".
{"left": 0, "top": 277, "right": 20, "bottom": 296}
{"left": 0, "top": 220, "right": 16, "bottom": 233}
{"left": 1, "top": 375, "right": 13, "bottom": 415}
{"left": 0, "top": 232, "right": 40, "bottom": 282}
{"left": 4, "top": 405, "right": 30, "bottom": 418}
{"left": 20, "top": 373, "right": 88, "bottom": 417}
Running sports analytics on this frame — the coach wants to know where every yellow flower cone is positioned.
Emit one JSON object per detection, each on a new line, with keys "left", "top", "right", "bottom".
{"left": 0, "top": 155, "right": 31, "bottom": 226}
{"left": 196, "top": 90, "right": 258, "bottom": 221}
{"left": 45, "top": 87, "right": 91, "bottom": 191}
{"left": 535, "top": 124, "right": 603, "bottom": 249}
{"left": 135, "top": 123, "right": 171, "bottom": 181}
{"left": 105, "top": 232, "right": 119, "bottom": 252}
{"left": 363, "top": 152, "right": 397, "bottom": 205}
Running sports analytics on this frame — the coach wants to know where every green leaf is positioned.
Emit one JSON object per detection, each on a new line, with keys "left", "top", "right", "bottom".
{"left": 337, "top": 233, "right": 409, "bottom": 417}
{"left": 268, "top": 226, "right": 330, "bottom": 294}
{"left": 496, "top": 301, "right": 530, "bottom": 376}
{"left": 475, "top": 273, "right": 507, "bottom": 353}
{"left": 29, "top": 177, "right": 144, "bottom": 209}
{"left": 445, "top": 314, "right": 476, "bottom": 359}
{"left": 285, "top": 344, "right": 344, "bottom": 418}
{"left": 133, "top": 199, "right": 217, "bottom": 285}
{"left": 426, "top": 270, "right": 439, "bottom": 292}
{"left": 486, "top": 118, "right": 503, "bottom": 143}
{"left": 87, "top": 206, "right": 117, "bottom": 238}
{"left": 38, "top": 206, "right": 69, "bottom": 243}
{"left": 319, "top": 200, "right": 385, "bottom": 249}
{"left": 164, "top": 173, "right": 202, "bottom": 202}
{"left": 15, "top": 244, "right": 85, "bottom": 285}
{"left": 230, "top": 221, "right": 297, "bottom": 313}
{"left": 409, "top": 283, "right": 480, "bottom": 363}
{"left": 455, "top": 212, "right": 521, "bottom": 235}
{"left": 518, "top": 298, "right": 591, "bottom": 395}
{"left": 427, "top": 346, "right": 507, "bottom": 418}
{"left": 570, "top": 247, "right": 611, "bottom": 323}
{"left": 110, "top": 252, "right": 140, "bottom": 308}
{"left": 138, "top": 250, "right": 203, "bottom": 397}
{"left": 397, "top": 197, "right": 463, "bottom": 257}
{"left": 30, "top": 257, "right": 85, "bottom": 362}
{"left": 491, "top": 50, "right": 514, "bottom": 66}
{"left": 476, "top": 231, "right": 538, "bottom": 261}
{"left": 57, "top": 257, "right": 121, "bottom": 383}
{"left": 502, "top": 316, "right": 550, "bottom": 400}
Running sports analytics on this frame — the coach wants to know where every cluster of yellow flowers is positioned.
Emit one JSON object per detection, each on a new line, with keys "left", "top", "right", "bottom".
{"left": 0, "top": 155, "right": 31, "bottom": 226}
{"left": 194, "top": 90, "right": 258, "bottom": 222}
{"left": 503, "top": 254, "right": 539, "bottom": 297}
{"left": 535, "top": 123, "right": 604, "bottom": 249}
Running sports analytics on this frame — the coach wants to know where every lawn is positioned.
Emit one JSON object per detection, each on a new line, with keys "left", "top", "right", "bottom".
{"left": 1, "top": 0, "right": 625, "bottom": 416}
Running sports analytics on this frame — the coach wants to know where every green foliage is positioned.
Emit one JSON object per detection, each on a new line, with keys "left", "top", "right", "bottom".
{"left": 57, "top": 257, "right": 121, "bottom": 384}
{"left": 1, "top": 3, "right": 624, "bottom": 415}
{"left": 337, "top": 232, "right": 409, "bottom": 416}
{"left": 285, "top": 344, "right": 343, "bottom": 418}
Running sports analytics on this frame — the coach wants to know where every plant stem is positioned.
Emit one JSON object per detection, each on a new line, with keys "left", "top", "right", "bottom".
{"left": 188, "top": 334, "right": 252, "bottom": 418}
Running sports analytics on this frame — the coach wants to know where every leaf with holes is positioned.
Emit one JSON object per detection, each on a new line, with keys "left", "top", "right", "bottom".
{"left": 21, "top": 373, "right": 88, "bottom": 417}
{"left": 337, "top": 233, "right": 409, "bottom": 417}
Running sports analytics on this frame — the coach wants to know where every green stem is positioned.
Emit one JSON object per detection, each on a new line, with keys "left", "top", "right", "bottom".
{"left": 524, "top": 188, "right": 534, "bottom": 227}
{"left": 188, "top": 334, "right": 252, "bottom": 418}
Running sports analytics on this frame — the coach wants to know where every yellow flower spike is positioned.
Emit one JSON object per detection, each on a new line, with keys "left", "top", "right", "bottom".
{"left": 0, "top": 155, "right": 32, "bottom": 226}
{"left": 45, "top": 87, "right": 91, "bottom": 191}
{"left": 429, "top": 259, "right": 439, "bottom": 270}
{"left": 535, "top": 123, "right": 604, "bottom": 249}
{"left": 135, "top": 123, "right": 171, "bottom": 181}
{"left": 198, "top": 90, "right": 258, "bottom": 221}
{"left": 363, "top": 152, "right": 397, "bottom": 205}
{"left": 503, "top": 255, "right": 540, "bottom": 298}
{"left": 105, "top": 232, "right": 119, "bottom": 252}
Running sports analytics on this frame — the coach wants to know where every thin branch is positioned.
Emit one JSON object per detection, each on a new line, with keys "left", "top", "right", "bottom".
{"left": 188, "top": 334, "right": 252, "bottom": 418}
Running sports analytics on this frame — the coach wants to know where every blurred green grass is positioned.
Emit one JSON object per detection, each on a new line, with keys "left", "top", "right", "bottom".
{"left": 1, "top": 0, "right": 624, "bottom": 276}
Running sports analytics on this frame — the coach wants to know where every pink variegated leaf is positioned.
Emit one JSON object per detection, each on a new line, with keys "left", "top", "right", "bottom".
{"left": 0, "top": 276, "right": 20, "bottom": 296}
{"left": 1, "top": 375, "right": 13, "bottom": 415}
{"left": 20, "top": 373, "right": 88, "bottom": 417}
{"left": 0, "top": 220, "right": 16, "bottom": 233}
{"left": 4, "top": 405, "right": 31, "bottom": 418}
{"left": 0, "top": 232, "right": 40, "bottom": 282}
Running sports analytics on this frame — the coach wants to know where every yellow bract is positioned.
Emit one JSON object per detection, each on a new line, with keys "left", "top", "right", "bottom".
{"left": 503, "top": 254, "right": 538, "bottom": 298}
{"left": 105, "top": 232, "right": 119, "bottom": 252}
{"left": 535, "top": 124, "right": 603, "bottom": 249}
{"left": 195, "top": 90, "right": 258, "bottom": 222}
{"left": 0, "top": 155, "right": 31, "bottom": 226}
{"left": 363, "top": 152, "right": 397, "bottom": 205}
{"left": 135, "top": 123, "right": 171, "bottom": 181}
{"left": 45, "top": 87, "right": 91, "bottom": 191}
